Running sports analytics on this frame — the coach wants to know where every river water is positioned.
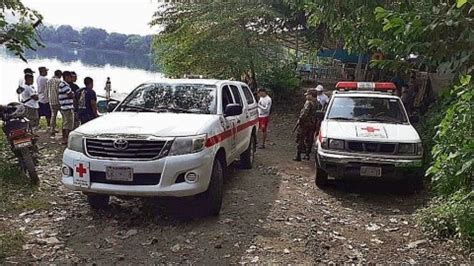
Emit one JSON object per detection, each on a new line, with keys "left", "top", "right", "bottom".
{"left": 0, "top": 46, "right": 163, "bottom": 104}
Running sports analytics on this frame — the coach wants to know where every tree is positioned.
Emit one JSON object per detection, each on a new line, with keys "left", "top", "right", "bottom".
{"left": 80, "top": 27, "right": 108, "bottom": 48}
{"left": 0, "top": 0, "right": 42, "bottom": 61}
{"left": 151, "top": 0, "right": 303, "bottom": 85}
{"left": 56, "top": 25, "right": 80, "bottom": 44}
{"left": 37, "top": 25, "right": 58, "bottom": 43}
{"left": 105, "top": 32, "right": 128, "bottom": 50}
{"left": 370, "top": 0, "right": 473, "bottom": 75}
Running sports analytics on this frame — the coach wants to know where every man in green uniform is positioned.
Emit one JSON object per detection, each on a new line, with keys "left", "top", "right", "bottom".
{"left": 294, "top": 88, "right": 320, "bottom": 161}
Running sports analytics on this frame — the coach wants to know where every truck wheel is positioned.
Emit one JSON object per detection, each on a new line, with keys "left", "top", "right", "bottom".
{"left": 199, "top": 157, "right": 224, "bottom": 216}
{"left": 87, "top": 194, "right": 110, "bottom": 210}
{"left": 315, "top": 158, "right": 329, "bottom": 188}
{"left": 240, "top": 134, "right": 256, "bottom": 169}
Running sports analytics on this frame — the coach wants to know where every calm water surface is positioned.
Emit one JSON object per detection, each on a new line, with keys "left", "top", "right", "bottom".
{"left": 0, "top": 47, "right": 163, "bottom": 104}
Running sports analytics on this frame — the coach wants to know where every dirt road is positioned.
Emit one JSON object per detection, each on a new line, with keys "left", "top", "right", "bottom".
{"left": 2, "top": 113, "right": 470, "bottom": 264}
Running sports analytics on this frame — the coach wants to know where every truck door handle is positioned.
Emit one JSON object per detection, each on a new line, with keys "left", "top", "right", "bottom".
{"left": 237, "top": 119, "right": 241, "bottom": 124}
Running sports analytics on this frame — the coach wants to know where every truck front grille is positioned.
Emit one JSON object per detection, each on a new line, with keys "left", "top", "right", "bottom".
{"left": 85, "top": 138, "right": 168, "bottom": 160}
{"left": 347, "top": 141, "right": 396, "bottom": 154}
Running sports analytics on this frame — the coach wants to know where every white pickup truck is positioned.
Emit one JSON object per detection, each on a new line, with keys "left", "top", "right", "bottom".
{"left": 61, "top": 79, "right": 259, "bottom": 216}
{"left": 315, "top": 82, "right": 424, "bottom": 190}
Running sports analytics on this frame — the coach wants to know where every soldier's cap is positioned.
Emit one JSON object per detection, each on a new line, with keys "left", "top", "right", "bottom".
{"left": 316, "top": 85, "right": 324, "bottom": 92}
{"left": 304, "top": 88, "right": 317, "bottom": 96}
{"left": 38, "top": 66, "right": 49, "bottom": 71}
{"left": 23, "top": 68, "right": 35, "bottom": 74}
{"left": 24, "top": 73, "right": 34, "bottom": 78}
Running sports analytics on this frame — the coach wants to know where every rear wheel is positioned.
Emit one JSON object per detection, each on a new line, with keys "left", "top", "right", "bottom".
{"left": 240, "top": 133, "right": 256, "bottom": 169}
{"left": 198, "top": 157, "right": 224, "bottom": 216}
{"left": 87, "top": 194, "right": 110, "bottom": 210}
{"left": 19, "top": 148, "right": 39, "bottom": 185}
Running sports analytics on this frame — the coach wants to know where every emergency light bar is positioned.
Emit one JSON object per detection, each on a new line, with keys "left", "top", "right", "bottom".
{"left": 336, "top": 82, "right": 396, "bottom": 92}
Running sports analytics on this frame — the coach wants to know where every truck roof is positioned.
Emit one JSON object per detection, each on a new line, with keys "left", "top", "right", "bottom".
{"left": 142, "top": 78, "right": 246, "bottom": 86}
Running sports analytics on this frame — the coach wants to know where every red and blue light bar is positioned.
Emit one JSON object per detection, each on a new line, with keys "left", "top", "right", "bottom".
{"left": 335, "top": 82, "right": 397, "bottom": 92}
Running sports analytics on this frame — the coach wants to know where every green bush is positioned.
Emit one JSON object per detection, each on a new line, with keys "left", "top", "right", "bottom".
{"left": 418, "top": 191, "right": 473, "bottom": 247}
{"left": 259, "top": 63, "right": 301, "bottom": 101}
{"left": 418, "top": 75, "right": 474, "bottom": 247}
{"left": 427, "top": 76, "right": 473, "bottom": 196}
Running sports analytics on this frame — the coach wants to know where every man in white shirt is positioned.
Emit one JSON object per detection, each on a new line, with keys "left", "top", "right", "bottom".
{"left": 257, "top": 88, "right": 272, "bottom": 149}
{"left": 21, "top": 73, "right": 40, "bottom": 129}
{"left": 316, "top": 85, "right": 329, "bottom": 109}
{"left": 36, "top": 66, "right": 51, "bottom": 128}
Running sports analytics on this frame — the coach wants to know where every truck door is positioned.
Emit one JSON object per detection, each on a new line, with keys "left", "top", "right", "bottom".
{"left": 221, "top": 85, "right": 238, "bottom": 159}
{"left": 229, "top": 84, "right": 248, "bottom": 154}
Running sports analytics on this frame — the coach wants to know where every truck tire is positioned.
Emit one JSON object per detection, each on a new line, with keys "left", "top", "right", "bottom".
{"left": 315, "top": 167, "right": 329, "bottom": 188}
{"left": 315, "top": 158, "right": 329, "bottom": 188}
{"left": 87, "top": 194, "right": 110, "bottom": 210}
{"left": 19, "top": 148, "right": 39, "bottom": 185}
{"left": 240, "top": 134, "right": 256, "bottom": 169}
{"left": 199, "top": 157, "right": 224, "bottom": 216}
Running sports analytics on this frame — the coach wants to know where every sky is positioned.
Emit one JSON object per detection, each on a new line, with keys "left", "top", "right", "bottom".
{"left": 23, "top": 0, "right": 160, "bottom": 35}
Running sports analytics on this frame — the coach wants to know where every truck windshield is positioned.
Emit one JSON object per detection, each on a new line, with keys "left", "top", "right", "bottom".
{"left": 117, "top": 83, "right": 217, "bottom": 114}
{"left": 327, "top": 97, "right": 408, "bottom": 124}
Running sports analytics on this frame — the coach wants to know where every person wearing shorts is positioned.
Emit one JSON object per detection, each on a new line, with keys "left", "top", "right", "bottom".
{"left": 58, "top": 71, "right": 75, "bottom": 144}
{"left": 257, "top": 88, "right": 272, "bottom": 149}
{"left": 46, "top": 70, "right": 62, "bottom": 136}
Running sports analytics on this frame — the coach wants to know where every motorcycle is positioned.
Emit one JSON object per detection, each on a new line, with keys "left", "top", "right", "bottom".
{"left": 0, "top": 103, "right": 39, "bottom": 184}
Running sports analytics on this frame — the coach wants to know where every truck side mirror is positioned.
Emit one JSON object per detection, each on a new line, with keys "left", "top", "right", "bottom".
{"left": 224, "top": 104, "right": 243, "bottom": 117}
{"left": 107, "top": 101, "right": 119, "bottom": 112}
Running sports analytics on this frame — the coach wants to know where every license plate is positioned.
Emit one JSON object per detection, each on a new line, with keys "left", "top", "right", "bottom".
{"left": 360, "top": 166, "right": 382, "bottom": 177}
{"left": 13, "top": 138, "right": 32, "bottom": 148}
{"left": 106, "top": 166, "right": 133, "bottom": 182}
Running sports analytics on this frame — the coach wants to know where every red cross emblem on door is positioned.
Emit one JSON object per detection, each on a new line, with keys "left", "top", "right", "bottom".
{"left": 362, "top": 127, "right": 380, "bottom": 133}
{"left": 75, "top": 163, "right": 88, "bottom": 177}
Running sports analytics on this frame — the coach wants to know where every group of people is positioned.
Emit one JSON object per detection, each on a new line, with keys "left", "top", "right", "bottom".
{"left": 256, "top": 85, "right": 329, "bottom": 162}
{"left": 294, "top": 85, "right": 328, "bottom": 161}
{"left": 18, "top": 67, "right": 99, "bottom": 144}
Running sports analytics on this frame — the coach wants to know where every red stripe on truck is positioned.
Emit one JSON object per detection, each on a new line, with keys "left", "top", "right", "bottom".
{"left": 205, "top": 118, "right": 259, "bottom": 148}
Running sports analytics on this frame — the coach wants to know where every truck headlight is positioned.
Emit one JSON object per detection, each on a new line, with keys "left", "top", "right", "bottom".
{"left": 67, "top": 132, "right": 84, "bottom": 152}
{"left": 398, "top": 143, "right": 415, "bottom": 154}
{"left": 168, "top": 134, "right": 207, "bottom": 156}
{"left": 328, "top": 139, "right": 345, "bottom": 150}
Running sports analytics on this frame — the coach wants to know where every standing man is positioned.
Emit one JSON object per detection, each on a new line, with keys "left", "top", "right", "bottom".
{"left": 315, "top": 84, "right": 329, "bottom": 110}
{"left": 78, "top": 77, "right": 99, "bottom": 124}
{"left": 294, "top": 89, "right": 319, "bottom": 161}
{"left": 46, "top": 70, "right": 62, "bottom": 136}
{"left": 36, "top": 66, "right": 51, "bottom": 129}
{"left": 20, "top": 73, "right": 40, "bottom": 131}
{"left": 257, "top": 88, "right": 272, "bottom": 149}
{"left": 69, "top": 71, "right": 81, "bottom": 128}
{"left": 58, "top": 71, "right": 75, "bottom": 144}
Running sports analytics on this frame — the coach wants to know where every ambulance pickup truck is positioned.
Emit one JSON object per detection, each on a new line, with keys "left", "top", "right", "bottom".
{"left": 61, "top": 79, "right": 259, "bottom": 216}
{"left": 315, "top": 82, "right": 424, "bottom": 190}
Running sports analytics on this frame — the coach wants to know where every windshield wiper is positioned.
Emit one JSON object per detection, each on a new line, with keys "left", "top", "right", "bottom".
{"left": 329, "top": 117, "right": 355, "bottom": 121}
{"left": 155, "top": 106, "right": 199, "bottom": 114}
{"left": 120, "top": 104, "right": 162, "bottom": 113}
